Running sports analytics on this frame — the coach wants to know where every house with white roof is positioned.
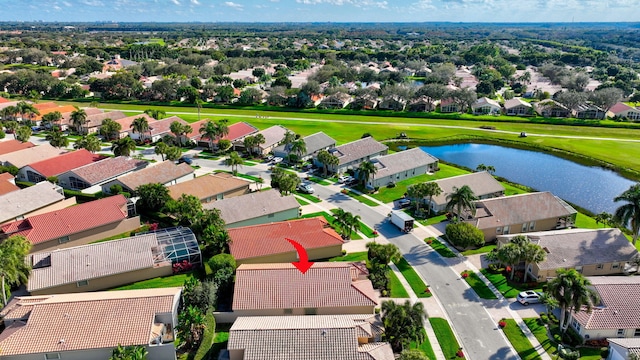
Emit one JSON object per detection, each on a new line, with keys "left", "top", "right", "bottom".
{"left": 363, "top": 148, "right": 438, "bottom": 189}
{"left": 504, "top": 98, "right": 533, "bottom": 116}
{"left": 425, "top": 172, "right": 505, "bottom": 213}
{"left": 472, "top": 97, "right": 501, "bottom": 115}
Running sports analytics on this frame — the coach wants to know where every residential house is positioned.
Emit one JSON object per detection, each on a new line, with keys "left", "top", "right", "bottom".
{"left": 440, "top": 98, "right": 460, "bottom": 113}
{"left": 147, "top": 116, "right": 188, "bottom": 143}
{"left": 78, "top": 111, "right": 128, "bottom": 135}
{"left": 194, "top": 121, "right": 258, "bottom": 149}
{"left": 101, "top": 160, "right": 195, "bottom": 195}
{"left": 113, "top": 113, "right": 157, "bottom": 139}
{"left": 324, "top": 137, "right": 389, "bottom": 174}
{"left": 535, "top": 99, "right": 571, "bottom": 118}
{"left": 0, "top": 173, "right": 19, "bottom": 196}
{"left": 319, "top": 92, "right": 352, "bottom": 109}
{"left": 27, "top": 227, "right": 200, "bottom": 295}
{"left": 408, "top": 96, "right": 436, "bottom": 112}
{"left": 273, "top": 132, "right": 336, "bottom": 162}
{"left": 574, "top": 103, "right": 606, "bottom": 120}
{"left": 568, "top": 276, "right": 640, "bottom": 341}
{"left": 1, "top": 143, "right": 65, "bottom": 169}
{"left": 497, "top": 228, "right": 638, "bottom": 281}
{"left": 0, "top": 140, "right": 34, "bottom": 156}
{"left": 472, "top": 97, "right": 501, "bottom": 115}
{"left": 30, "top": 105, "right": 77, "bottom": 125}
{"left": 504, "top": 98, "right": 533, "bottom": 116}
{"left": 228, "top": 216, "right": 343, "bottom": 264}
{"left": 378, "top": 95, "right": 407, "bottom": 111}
{"left": 607, "top": 102, "right": 640, "bottom": 121}
{"left": 350, "top": 94, "right": 378, "bottom": 110}
{"left": 17, "top": 149, "right": 105, "bottom": 183}
{"left": 1, "top": 194, "right": 140, "bottom": 253}
{"left": 364, "top": 148, "right": 438, "bottom": 189}
{"left": 103, "top": 54, "right": 138, "bottom": 72}
{"left": 0, "top": 288, "right": 180, "bottom": 360}
{"left": 245, "top": 125, "right": 288, "bottom": 155}
{"left": 167, "top": 173, "right": 251, "bottom": 203}
{"left": 0, "top": 181, "right": 75, "bottom": 225}
{"left": 204, "top": 189, "right": 299, "bottom": 228}
{"left": 232, "top": 262, "right": 377, "bottom": 316}
{"left": 56, "top": 156, "right": 148, "bottom": 192}
{"left": 225, "top": 315, "right": 394, "bottom": 360}
{"left": 425, "top": 172, "right": 505, "bottom": 213}
{"left": 607, "top": 338, "right": 640, "bottom": 360}
{"left": 58, "top": 107, "right": 103, "bottom": 131}
{"left": 468, "top": 192, "right": 578, "bottom": 241}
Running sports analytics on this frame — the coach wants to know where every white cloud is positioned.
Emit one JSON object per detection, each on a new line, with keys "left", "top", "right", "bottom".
{"left": 412, "top": 0, "right": 434, "bottom": 9}
{"left": 269, "top": 0, "right": 280, "bottom": 2}
{"left": 80, "top": 0, "right": 104, "bottom": 6}
{"left": 62, "top": 1, "right": 72, "bottom": 6}
{"left": 191, "top": 0, "right": 200, "bottom": 4}
{"left": 295, "top": 0, "right": 387, "bottom": 7}
{"left": 170, "top": 0, "right": 181, "bottom": 5}
{"left": 224, "top": 1, "right": 244, "bottom": 9}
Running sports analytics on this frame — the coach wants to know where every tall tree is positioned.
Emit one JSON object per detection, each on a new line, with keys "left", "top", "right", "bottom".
{"left": 288, "top": 138, "right": 307, "bottom": 164}
{"left": 15, "top": 125, "right": 32, "bottom": 143}
{"left": 99, "top": 118, "right": 122, "bottom": 141}
{"left": 316, "top": 149, "right": 338, "bottom": 176}
{"left": 199, "top": 120, "right": 219, "bottom": 151}
{"left": 154, "top": 141, "right": 169, "bottom": 161}
{"left": 16, "top": 101, "right": 39, "bottom": 125}
{"left": 445, "top": 185, "right": 478, "bottom": 219}
{"left": 176, "top": 305, "right": 206, "bottom": 349}
{"left": 547, "top": 269, "right": 599, "bottom": 333}
{"left": 476, "top": 163, "right": 496, "bottom": 175}
{"left": 136, "top": 183, "right": 171, "bottom": 210}
{"left": 4, "top": 120, "right": 19, "bottom": 139}
{"left": 74, "top": 134, "right": 102, "bottom": 153}
{"left": 110, "top": 344, "right": 148, "bottom": 360}
{"left": 224, "top": 151, "right": 244, "bottom": 175}
{"left": 45, "top": 130, "right": 69, "bottom": 148}
{"left": 41, "top": 111, "right": 62, "bottom": 130}
{"left": 614, "top": 183, "right": 640, "bottom": 245}
{"left": 381, "top": 300, "right": 426, "bottom": 352}
{"left": 594, "top": 212, "right": 614, "bottom": 228}
{"left": 111, "top": 136, "right": 137, "bottom": 157}
{"left": 0, "top": 235, "right": 32, "bottom": 305}
{"left": 70, "top": 108, "right": 88, "bottom": 134}
{"left": 170, "top": 121, "right": 191, "bottom": 147}
{"left": 357, "top": 160, "right": 378, "bottom": 188}
{"left": 130, "top": 116, "right": 150, "bottom": 142}
{"left": 521, "top": 242, "right": 547, "bottom": 282}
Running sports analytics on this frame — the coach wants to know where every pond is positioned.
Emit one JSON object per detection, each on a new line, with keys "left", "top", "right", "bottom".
{"left": 420, "top": 143, "right": 636, "bottom": 214}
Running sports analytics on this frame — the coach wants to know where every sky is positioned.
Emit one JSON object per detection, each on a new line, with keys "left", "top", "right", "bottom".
{"left": 0, "top": 0, "right": 638, "bottom": 23}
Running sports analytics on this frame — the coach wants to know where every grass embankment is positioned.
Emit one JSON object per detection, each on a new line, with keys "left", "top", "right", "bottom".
{"left": 294, "top": 191, "right": 322, "bottom": 203}
{"left": 501, "top": 319, "right": 541, "bottom": 360}
{"left": 524, "top": 318, "right": 602, "bottom": 360}
{"left": 396, "top": 257, "right": 432, "bottom": 298}
{"left": 461, "top": 270, "right": 498, "bottom": 299}
{"left": 388, "top": 271, "right": 410, "bottom": 298}
{"left": 461, "top": 244, "right": 496, "bottom": 256}
{"left": 480, "top": 269, "right": 544, "bottom": 298}
{"left": 342, "top": 189, "right": 379, "bottom": 206}
{"left": 429, "top": 318, "right": 461, "bottom": 359}
{"left": 209, "top": 324, "right": 231, "bottom": 360}
{"left": 426, "top": 238, "right": 457, "bottom": 258}
{"left": 111, "top": 273, "right": 192, "bottom": 290}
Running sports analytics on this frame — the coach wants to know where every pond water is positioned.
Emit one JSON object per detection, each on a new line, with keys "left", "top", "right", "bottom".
{"left": 420, "top": 143, "right": 636, "bottom": 214}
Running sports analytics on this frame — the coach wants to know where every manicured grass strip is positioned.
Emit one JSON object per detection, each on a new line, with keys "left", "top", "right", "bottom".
{"left": 480, "top": 269, "right": 544, "bottom": 298}
{"left": 193, "top": 311, "right": 216, "bottom": 360}
{"left": 308, "top": 176, "right": 333, "bottom": 185}
{"left": 111, "top": 273, "right": 192, "bottom": 290}
{"left": 501, "top": 319, "right": 542, "bottom": 360}
{"left": 524, "top": 318, "right": 558, "bottom": 357}
{"left": 409, "top": 328, "right": 437, "bottom": 360}
{"left": 396, "top": 257, "right": 432, "bottom": 298}
{"left": 427, "top": 238, "right": 457, "bottom": 258}
{"left": 461, "top": 270, "right": 498, "bottom": 299}
{"left": 243, "top": 160, "right": 258, "bottom": 166}
{"left": 209, "top": 323, "right": 231, "bottom": 360}
{"left": 417, "top": 214, "right": 448, "bottom": 226}
{"left": 328, "top": 251, "right": 368, "bottom": 262}
{"left": 344, "top": 189, "right": 379, "bottom": 207}
{"left": 214, "top": 170, "right": 263, "bottom": 182}
{"left": 461, "top": 244, "right": 496, "bottom": 256}
{"left": 358, "top": 221, "right": 376, "bottom": 238}
{"left": 575, "top": 212, "right": 600, "bottom": 229}
{"left": 294, "top": 191, "right": 322, "bottom": 203}
{"left": 388, "top": 270, "right": 410, "bottom": 298}
{"left": 429, "top": 317, "right": 461, "bottom": 359}
{"left": 300, "top": 211, "right": 362, "bottom": 240}
{"left": 296, "top": 197, "right": 309, "bottom": 205}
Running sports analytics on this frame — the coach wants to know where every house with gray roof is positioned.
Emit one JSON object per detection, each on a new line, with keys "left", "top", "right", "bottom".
{"left": 497, "top": 228, "right": 638, "bottom": 281}
{"left": 101, "top": 160, "right": 195, "bottom": 195}
{"left": 607, "top": 338, "right": 640, "bottom": 360}
{"left": 363, "top": 148, "right": 438, "bottom": 188}
{"left": 0, "top": 181, "right": 75, "bottom": 225}
{"left": 273, "top": 132, "right": 336, "bottom": 161}
{"left": 203, "top": 189, "right": 299, "bottom": 228}
{"left": 504, "top": 98, "right": 533, "bottom": 116}
{"left": 81, "top": 110, "right": 128, "bottom": 135}
{"left": 574, "top": 103, "right": 606, "bottom": 120}
{"left": 246, "top": 125, "right": 288, "bottom": 156}
{"left": 225, "top": 315, "right": 394, "bottom": 360}
{"left": 0, "top": 143, "right": 65, "bottom": 169}
{"left": 323, "top": 137, "right": 388, "bottom": 174}
{"left": 426, "top": 172, "right": 504, "bottom": 213}
{"left": 57, "top": 156, "right": 148, "bottom": 193}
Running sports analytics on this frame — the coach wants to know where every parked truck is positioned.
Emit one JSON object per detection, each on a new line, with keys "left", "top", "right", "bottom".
{"left": 390, "top": 211, "right": 414, "bottom": 233}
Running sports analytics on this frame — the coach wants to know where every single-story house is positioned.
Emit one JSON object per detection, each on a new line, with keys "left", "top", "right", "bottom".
{"left": 79, "top": 111, "right": 128, "bottom": 135}
{"left": 195, "top": 121, "right": 259, "bottom": 149}
{"left": 225, "top": 315, "right": 394, "bottom": 360}
{"left": 27, "top": 227, "right": 200, "bottom": 295}
{"left": 574, "top": 103, "right": 606, "bottom": 120}
{"left": 497, "top": 228, "right": 639, "bottom": 281}
{"left": 350, "top": 94, "right": 378, "bottom": 110}
{"left": 607, "top": 338, "right": 640, "bottom": 360}
{"left": 146, "top": 116, "right": 188, "bottom": 143}
{"left": 28, "top": 105, "right": 77, "bottom": 125}
{"left": 364, "top": 148, "right": 438, "bottom": 189}
{"left": 504, "top": 98, "right": 533, "bottom": 116}
{"left": 378, "top": 95, "right": 407, "bottom": 111}
{"left": 204, "top": 189, "right": 299, "bottom": 228}
{"left": 273, "top": 132, "right": 336, "bottom": 162}
{"left": 468, "top": 192, "right": 578, "bottom": 241}
{"left": 232, "top": 262, "right": 377, "bottom": 316}
{"left": 324, "top": 137, "right": 388, "bottom": 174}
{"left": 408, "top": 96, "right": 436, "bottom": 112}
{"left": 1, "top": 143, "right": 65, "bottom": 169}
{"left": 167, "top": 173, "right": 251, "bottom": 203}
{"left": 228, "top": 216, "right": 343, "bottom": 264}
{"left": 319, "top": 92, "right": 352, "bottom": 109}
{"left": 1, "top": 194, "right": 140, "bottom": 253}
{"left": 113, "top": 113, "right": 157, "bottom": 139}
{"left": 17, "top": 149, "right": 105, "bottom": 184}
{"left": 0, "top": 173, "right": 19, "bottom": 196}
{"left": 472, "top": 97, "right": 501, "bottom": 115}
{"left": 245, "top": 125, "right": 288, "bottom": 155}
{"left": 0, "top": 181, "right": 75, "bottom": 226}
{"left": 425, "top": 171, "right": 505, "bottom": 213}
{"left": 57, "top": 156, "right": 148, "bottom": 192}
{"left": 607, "top": 102, "right": 640, "bottom": 121}
{"left": 0, "top": 140, "right": 34, "bottom": 156}
{"left": 58, "top": 107, "right": 103, "bottom": 131}
{"left": 535, "top": 99, "right": 571, "bottom": 118}
{"left": 101, "top": 160, "right": 195, "bottom": 195}
{"left": 0, "top": 288, "right": 181, "bottom": 360}
{"left": 440, "top": 98, "right": 460, "bottom": 113}
{"left": 568, "top": 276, "right": 640, "bottom": 341}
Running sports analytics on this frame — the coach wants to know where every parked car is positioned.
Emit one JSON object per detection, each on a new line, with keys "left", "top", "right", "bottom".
{"left": 297, "top": 182, "right": 315, "bottom": 194}
{"left": 345, "top": 177, "right": 359, "bottom": 186}
{"left": 516, "top": 291, "right": 542, "bottom": 305}
{"left": 271, "top": 157, "right": 283, "bottom": 164}
{"left": 265, "top": 155, "right": 274, "bottom": 162}
{"left": 177, "top": 156, "right": 193, "bottom": 165}
{"left": 338, "top": 175, "right": 354, "bottom": 184}
{"left": 397, "top": 198, "right": 411, "bottom": 208}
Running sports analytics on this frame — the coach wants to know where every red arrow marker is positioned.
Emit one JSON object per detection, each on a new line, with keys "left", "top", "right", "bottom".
{"left": 286, "top": 238, "right": 314, "bottom": 274}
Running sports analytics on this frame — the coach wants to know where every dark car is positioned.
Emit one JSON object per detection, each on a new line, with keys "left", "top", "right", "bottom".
{"left": 177, "top": 156, "right": 193, "bottom": 165}
{"left": 397, "top": 198, "right": 411, "bottom": 208}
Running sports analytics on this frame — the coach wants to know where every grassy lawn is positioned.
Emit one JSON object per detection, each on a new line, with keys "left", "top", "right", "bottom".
{"left": 417, "top": 214, "right": 448, "bottom": 226}
{"left": 524, "top": 318, "right": 558, "bottom": 357}
{"left": 409, "top": 329, "right": 437, "bottom": 360}
{"left": 396, "top": 257, "right": 432, "bottom": 298}
{"left": 575, "top": 212, "right": 600, "bottom": 229}
{"left": 480, "top": 269, "right": 544, "bottom": 298}
{"left": 214, "top": 170, "right": 262, "bottom": 182}
{"left": 300, "top": 211, "right": 362, "bottom": 240}
{"left": 294, "top": 191, "right": 322, "bottom": 203}
{"left": 429, "top": 317, "right": 461, "bottom": 359}
{"left": 461, "top": 270, "right": 498, "bottom": 299}
{"left": 501, "top": 181, "right": 531, "bottom": 196}
{"left": 501, "top": 319, "right": 542, "bottom": 360}
{"left": 209, "top": 323, "right": 231, "bottom": 360}
{"left": 296, "top": 197, "right": 309, "bottom": 205}
{"left": 388, "top": 270, "right": 410, "bottom": 298}
{"left": 358, "top": 222, "right": 376, "bottom": 238}
{"left": 427, "top": 238, "right": 457, "bottom": 258}
{"left": 328, "top": 251, "right": 368, "bottom": 262}
{"left": 307, "top": 176, "right": 333, "bottom": 185}
{"left": 343, "top": 189, "right": 379, "bottom": 207}
{"left": 461, "top": 244, "right": 496, "bottom": 256}
{"left": 111, "top": 273, "right": 192, "bottom": 290}
{"left": 243, "top": 160, "right": 258, "bottom": 166}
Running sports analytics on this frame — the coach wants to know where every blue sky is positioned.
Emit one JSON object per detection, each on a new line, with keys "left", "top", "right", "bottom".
{"left": 0, "top": 0, "right": 637, "bottom": 23}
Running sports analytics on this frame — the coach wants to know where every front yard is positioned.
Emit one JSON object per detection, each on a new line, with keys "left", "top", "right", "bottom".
{"left": 480, "top": 269, "right": 544, "bottom": 298}
{"left": 501, "top": 319, "right": 542, "bottom": 360}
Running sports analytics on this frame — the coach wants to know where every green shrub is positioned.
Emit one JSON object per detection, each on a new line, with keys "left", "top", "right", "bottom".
{"left": 553, "top": 334, "right": 562, "bottom": 343}
{"left": 194, "top": 311, "right": 216, "bottom": 360}
{"left": 549, "top": 313, "right": 559, "bottom": 324}
{"left": 600, "top": 348, "right": 609, "bottom": 358}
{"left": 540, "top": 314, "right": 548, "bottom": 323}
{"left": 445, "top": 222, "right": 485, "bottom": 249}
{"left": 563, "top": 326, "right": 583, "bottom": 346}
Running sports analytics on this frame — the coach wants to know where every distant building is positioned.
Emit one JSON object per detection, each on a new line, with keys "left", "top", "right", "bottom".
{"left": 324, "top": 137, "right": 388, "bottom": 174}
{"left": 101, "top": 160, "right": 194, "bottom": 195}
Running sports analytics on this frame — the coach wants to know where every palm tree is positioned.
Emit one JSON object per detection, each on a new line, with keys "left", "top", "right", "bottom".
{"left": 357, "top": 160, "right": 378, "bottom": 188}
{"left": 0, "top": 105, "right": 19, "bottom": 122}
{"left": 4, "top": 120, "right": 19, "bottom": 139}
{"left": 41, "top": 111, "right": 62, "bottom": 130}
{"left": 70, "top": 108, "right": 88, "bottom": 134}
{"left": 316, "top": 149, "right": 338, "bottom": 176}
{"left": 144, "top": 108, "right": 166, "bottom": 120}
{"left": 16, "top": 101, "right": 39, "bottom": 125}
{"left": 281, "top": 130, "right": 297, "bottom": 146}
{"left": 99, "top": 118, "right": 122, "bottom": 141}
{"left": 170, "top": 121, "right": 186, "bottom": 147}
{"left": 130, "top": 116, "right": 150, "bottom": 142}
{"left": 243, "top": 135, "right": 257, "bottom": 156}
{"left": 155, "top": 141, "right": 169, "bottom": 161}
{"left": 74, "top": 134, "right": 102, "bottom": 153}
{"left": 15, "top": 125, "right": 32, "bottom": 143}
{"left": 424, "top": 182, "right": 443, "bottom": 216}
{"left": 214, "top": 120, "right": 229, "bottom": 142}
{"left": 288, "top": 138, "right": 307, "bottom": 164}
{"left": 45, "top": 130, "right": 69, "bottom": 149}
{"left": 224, "top": 151, "right": 244, "bottom": 175}
{"left": 346, "top": 213, "right": 362, "bottom": 239}
{"left": 110, "top": 344, "right": 148, "bottom": 360}
{"left": 381, "top": 300, "right": 426, "bottom": 352}
{"left": 0, "top": 235, "right": 32, "bottom": 305}
{"left": 445, "top": 185, "right": 478, "bottom": 220}
{"left": 195, "top": 98, "right": 205, "bottom": 121}
{"left": 199, "top": 120, "right": 218, "bottom": 151}
{"left": 476, "top": 163, "right": 496, "bottom": 175}
{"left": 614, "top": 183, "right": 640, "bottom": 245}
{"left": 594, "top": 212, "right": 614, "bottom": 228}
{"left": 547, "top": 269, "right": 599, "bottom": 333}
{"left": 111, "top": 136, "right": 137, "bottom": 157}
{"left": 333, "top": 208, "right": 349, "bottom": 238}
{"left": 521, "top": 242, "right": 546, "bottom": 282}
{"left": 496, "top": 242, "right": 522, "bottom": 281}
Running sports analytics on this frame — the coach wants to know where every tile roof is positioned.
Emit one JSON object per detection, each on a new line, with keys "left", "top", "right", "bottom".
{"left": 0, "top": 139, "right": 35, "bottom": 156}
{"left": 232, "top": 262, "right": 378, "bottom": 311}
{"left": 504, "top": 98, "right": 532, "bottom": 109}
{"left": 167, "top": 173, "right": 250, "bottom": 201}
{"left": 572, "top": 276, "right": 640, "bottom": 330}
{"left": 115, "top": 160, "right": 194, "bottom": 192}
{"left": 472, "top": 192, "right": 577, "bottom": 229}
{"left": 204, "top": 189, "right": 299, "bottom": 226}
{"left": 0, "top": 101, "right": 20, "bottom": 110}
{"left": 185, "top": 119, "right": 209, "bottom": 140}
{"left": 228, "top": 315, "right": 394, "bottom": 360}
{"left": 33, "top": 105, "right": 79, "bottom": 121}
{"left": 27, "top": 149, "right": 105, "bottom": 178}
{"left": 149, "top": 116, "right": 187, "bottom": 137}
{"left": 195, "top": 121, "right": 258, "bottom": 143}
{"left": 430, "top": 172, "right": 504, "bottom": 207}
{"left": 0, "top": 143, "right": 66, "bottom": 168}
{"left": 59, "top": 107, "right": 103, "bottom": 127}
{"left": 27, "top": 234, "right": 159, "bottom": 292}
{"left": 607, "top": 102, "right": 634, "bottom": 115}
{"left": 114, "top": 113, "right": 156, "bottom": 133}
{"left": 0, "top": 172, "right": 19, "bottom": 196}
{"left": 472, "top": 97, "right": 501, "bottom": 109}
{"left": 85, "top": 110, "right": 127, "bottom": 128}
{"left": 273, "top": 132, "right": 337, "bottom": 157}
{"left": 0, "top": 96, "right": 9, "bottom": 103}
{"left": 66, "top": 156, "right": 147, "bottom": 186}
{"left": 0, "top": 181, "right": 65, "bottom": 224}
{"left": 372, "top": 148, "right": 438, "bottom": 179}
{"left": 329, "top": 137, "right": 388, "bottom": 166}
{"left": 1, "top": 195, "right": 129, "bottom": 245}
{"left": 32, "top": 102, "right": 59, "bottom": 111}
{"left": 255, "top": 125, "right": 288, "bottom": 149}
{"left": 607, "top": 338, "right": 640, "bottom": 353}
{"left": 500, "top": 228, "right": 638, "bottom": 270}
{"left": 0, "top": 288, "right": 180, "bottom": 356}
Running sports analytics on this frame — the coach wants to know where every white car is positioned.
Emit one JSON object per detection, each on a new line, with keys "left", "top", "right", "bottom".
{"left": 516, "top": 291, "right": 542, "bottom": 305}
{"left": 338, "top": 175, "right": 354, "bottom": 184}
{"left": 271, "top": 157, "right": 283, "bottom": 164}
{"left": 297, "top": 182, "right": 315, "bottom": 194}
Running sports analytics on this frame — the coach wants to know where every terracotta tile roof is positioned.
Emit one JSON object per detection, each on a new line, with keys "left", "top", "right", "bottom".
{"left": 204, "top": 189, "right": 299, "bottom": 226}
{"left": 27, "top": 234, "right": 159, "bottom": 292}
{"left": 0, "top": 96, "right": 9, "bottom": 103}
{"left": 608, "top": 102, "right": 634, "bottom": 114}
{"left": 59, "top": 107, "right": 103, "bottom": 127}
{"left": 32, "top": 102, "right": 59, "bottom": 111}
{"left": 0, "top": 174, "right": 19, "bottom": 196}
{"left": 228, "top": 216, "right": 342, "bottom": 260}
{"left": 0, "top": 181, "right": 66, "bottom": 224}
{"left": 185, "top": 119, "right": 209, "bottom": 140}
{"left": 372, "top": 148, "right": 438, "bottom": 179}
{"left": 1, "top": 195, "right": 129, "bottom": 245}
{"left": 66, "top": 156, "right": 147, "bottom": 186}
{"left": 114, "top": 113, "right": 156, "bottom": 133}
{"left": 233, "top": 262, "right": 378, "bottom": 311}
{"left": 0, "top": 101, "right": 20, "bottom": 110}
{"left": 27, "top": 149, "right": 105, "bottom": 178}
{"left": 193, "top": 121, "right": 258, "bottom": 143}
{"left": 114, "top": 160, "right": 194, "bottom": 192}
{"left": 431, "top": 172, "right": 504, "bottom": 207}
{"left": 167, "top": 173, "right": 250, "bottom": 201}
{"left": 85, "top": 110, "right": 127, "bottom": 128}
{"left": 572, "top": 276, "right": 640, "bottom": 330}
{"left": 149, "top": 116, "right": 187, "bottom": 137}
{"left": 33, "top": 105, "right": 78, "bottom": 121}
{"left": 0, "top": 288, "right": 180, "bottom": 356}
{"left": 0, "top": 139, "right": 35, "bottom": 156}
{"left": 0, "top": 143, "right": 66, "bottom": 168}
{"left": 329, "top": 137, "right": 388, "bottom": 166}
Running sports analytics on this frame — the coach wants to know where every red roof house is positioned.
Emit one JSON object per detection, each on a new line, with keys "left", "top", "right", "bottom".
{"left": 0, "top": 140, "right": 35, "bottom": 156}
{"left": 18, "top": 149, "right": 105, "bottom": 183}
{"left": 0, "top": 173, "right": 19, "bottom": 196}
{"left": 195, "top": 121, "right": 258, "bottom": 147}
